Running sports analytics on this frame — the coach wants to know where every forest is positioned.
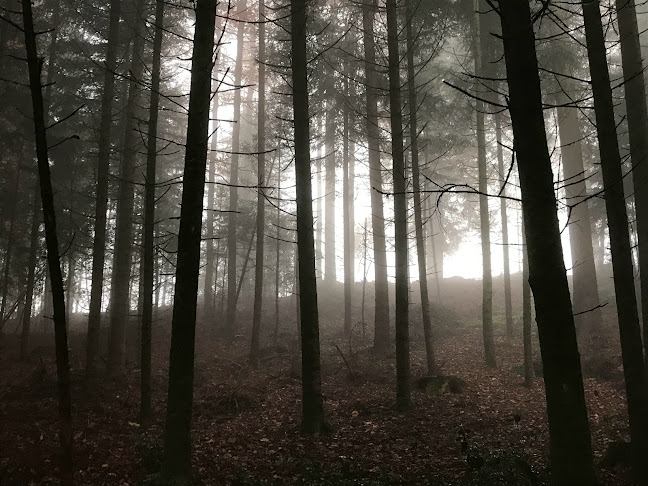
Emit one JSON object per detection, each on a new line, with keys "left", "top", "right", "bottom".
{"left": 1, "top": 0, "right": 648, "bottom": 484}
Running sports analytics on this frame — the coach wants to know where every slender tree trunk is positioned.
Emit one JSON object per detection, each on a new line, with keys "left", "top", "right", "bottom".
{"left": 582, "top": 1, "right": 648, "bottom": 480}
{"left": 291, "top": 0, "right": 327, "bottom": 433}
{"left": 250, "top": 0, "right": 267, "bottom": 366}
{"left": 386, "top": 0, "right": 411, "bottom": 411}
{"left": 495, "top": 112, "right": 513, "bottom": 337}
{"left": 361, "top": 0, "right": 389, "bottom": 354}
{"left": 324, "top": 104, "right": 336, "bottom": 282}
{"left": 86, "top": 0, "right": 122, "bottom": 380}
{"left": 140, "top": 0, "right": 164, "bottom": 424}
{"left": 343, "top": 78, "right": 352, "bottom": 336}
{"left": 235, "top": 226, "right": 256, "bottom": 306}
{"left": 21, "top": 181, "right": 41, "bottom": 360}
{"left": 108, "top": 0, "right": 147, "bottom": 376}
{"left": 406, "top": 0, "right": 435, "bottom": 375}
{"left": 161, "top": 0, "right": 216, "bottom": 482}
{"left": 316, "top": 126, "right": 323, "bottom": 280}
{"left": 615, "top": 0, "right": 648, "bottom": 367}
{"left": 274, "top": 174, "right": 281, "bottom": 344}
{"left": 474, "top": 0, "right": 495, "bottom": 368}
{"left": 22, "top": 0, "right": 73, "bottom": 481}
{"left": 225, "top": 0, "right": 246, "bottom": 338}
{"left": 498, "top": 2, "right": 596, "bottom": 483}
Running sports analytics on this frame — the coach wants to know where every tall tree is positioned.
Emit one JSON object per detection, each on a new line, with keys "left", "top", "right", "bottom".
{"left": 291, "top": 0, "right": 327, "bottom": 433}
{"left": 22, "top": 0, "right": 73, "bottom": 481}
{"left": 386, "top": 0, "right": 411, "bottom": 410}
{"left": 20, "top": 182, "right": 40, "bottom": 359}
{"left": 108, "top": 0, "right": 147, "bottom": 376}
{"left": 86, "top": 0, "right": 122, "bottom": 380}
{"left": 250, "top": 0, "right": 267, "bottom": 366}
{"left": 581, "top": 0, "right": 648, "bottom": 479}
{"left": 406, "top": 0, "right": 435, "bottom": 375}
{"left": 498, "top": 2, "right": 596, "bottom": 483}
{"left": 474, "top": 0, "right": 495, "bottom": 367}
{"left": 343, "top": 75, "right": 353, "bottom": 336}
{"left": 361, "top": 0, "right": 390, "bottom": 354}
{"left": 225, "top": 0, "right": 246, "bottom": 338}
{"left": 140, "top": 0, "right": 165, "bottom": 423}
{"left": 615, "top": 0, "right": 648, "bottom": 363}
{"left": 161, "top": 0, "right": 216, "bottom": 481}
{"left": 324, "top": 102, "right": 336, "bottom": 281}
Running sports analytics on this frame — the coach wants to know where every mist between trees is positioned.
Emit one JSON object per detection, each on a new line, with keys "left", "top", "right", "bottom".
{"left": 1, "top": 0, "right": 648, "bottom": 485}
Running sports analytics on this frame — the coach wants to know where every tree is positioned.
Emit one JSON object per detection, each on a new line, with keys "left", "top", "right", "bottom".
{"left": 22, "top": 0, "right": 73, "bottom": 480}
{"left": 250, "top": 0, "right": 267, "bottom": 367}
{"left": 406, "top": 0, "right": 435, "bottom": 375}
{"left": 291, "top": 0, "right": 327, "bottom": 433}
{"left": 86, "top": 0, "right": 122, "bottom": 380}
{"left": 161, "top": 0, "right": 217, "bottom": 481}
{"left": 498, "top": 1, "right": 596, "bottom": 483}
{"left": 386, "top": 0, "right": 411, "bottom": 411}
{"left": 361, "top": 0, "right": 390, "bottom": 354}
{"left": 580, "top": 0, "right": 648, "bottom": 479}
{"left": 324, "top": 102, "right": 336, "bottom": 281}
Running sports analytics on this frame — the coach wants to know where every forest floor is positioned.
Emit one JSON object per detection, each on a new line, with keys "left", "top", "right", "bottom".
{"left": 0, "top": 284, "right": 635, "bottom": 485}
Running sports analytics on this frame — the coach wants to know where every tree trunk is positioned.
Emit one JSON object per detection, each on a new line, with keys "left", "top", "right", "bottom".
{"left": 495, "top": 112, "right": 513, "bottom": 337}
{"left": 582, "top": 0, "right": 648, "bottom": 480}
{"left": 161, "top": 0, "right": 216, "bottom": 481}
{"left": 498, "top": 2, "right": 596, "bottom": 483}
{"left": 274, "top": 174, "right": 281, "bottom": 344}
{"left": 343, "top": 77, "right": 352, "bottom": 336}
{"left": 108, "top": 0, "right": 147, "bottom": 376}
{"left": 250, "top": 0, "right": 267, "bottom": 366}
{"left": 474, "top": 0, "right": 495, "bottom": 368}
{"left": 1, "top": 167, "right": 21, "bottom": 325}
{"left": 406, "top": 0, "right": 435, "bottom": 375}
{"left": 615, "top": 0, "right": 648, "bottom": 367}
{"left": 386, "top": 0, "right": 411, "bottom": 411}
{"left": 86, "top": 0, "right": 122, "bottom": 380}
{"left": 225, "top": 0, "right": 246, "bottom": 338}
{"left": 521, "top": 215, "right": 533, "bottom": 388}
{"left": 21, "top": 181, "right": 41, "bottom": 360}
{"left": 291, "top": 0, "right": 327, "bottom": 433}
{"left": 361, "top": 0, "right": 390, "bottom": 354}
{"left": 324, "top": 104, "right": 336, "bottom": 282}
{"left": 140, "top": 0, "right": 164, "bottom": 424}
{"left": 22, "top": 0, "right": 73, "bottom": 481}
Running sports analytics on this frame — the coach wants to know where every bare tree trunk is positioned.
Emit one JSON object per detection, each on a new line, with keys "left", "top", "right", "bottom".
{"left": 250, "top": 0, "right": 267, "bottom": 366}
{"left": 225, "top": 0, "right": 246, "bottom": 338}
{"left": 499, "top": 2, "right": 596, "bottom": 483}
{"left": 86, "top": 0, "right": 122, "bottom": 380}
{"left": 1, "top": 167, "right": 21, "bottom": 325}
{"left": 291, "top": 0, "right": 327, "bottom": 433}
{"left": 161, "top": 0, "right": 216, "bottom": 482}
{"left": 274, "top": 173, "right": 281, "bottom": 344}
{"left": 474, "top": 0, "right": 495, "bottom": 368}
{"left": 108, "top": 0, "right": 147, "bottom": 376}
{"left": 615, "top": 0, "right": 648, "bottom": 368}
{"left": 361, "top": 0, "right": 389, "bottom": 354}
{"left": 140, "top": 0, "right": 164, "bottom": 424}
{"left": 521, "top": 213, "right": 533, "bottom": 388}
{"left": 386, "top": 0, "right": 411, "bottom": 411}
{"left": 406, "top": 0, "right": 435, "bottom": 375}
{"left": 324, "top": 104, "right": 336, "bottom": 282}
{"left": 22, "top": 0, "right": 73, "bottom": 480}
{"left": 495, "top": 112, "right": 513, "bottom": 337}
{"left": 343, "top": 77, "right": 352, "bottom": 336}
{"left": 582, "top": 0, "right": 648, "bottom": 480}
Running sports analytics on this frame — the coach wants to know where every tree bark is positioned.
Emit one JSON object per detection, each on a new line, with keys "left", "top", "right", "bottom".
{"left": 474, "top": 0, "right": 495, "bottom": 368}
{"left": 22, "top": 0, "right": 73, "bottom": 480}
{"left": 615, "top": 0, "right": 648, "bottom": 367}
{"left": 250, "top": 0, "right": 267, "bottom": 367}
{"left": 21, "top": 181, "right": 41, "bottom": 360}
{"left": 521, "top": 215, "right": 533, "bottom": 388}
{"left": 108, "top": 0, "right": 147, "bottom": 376}
{"left": 225, "top": 0, "right": 246, "bottom": 338}
{"left": 406, "top": 0, "right": 435, "bottom": 375}
{"left": 161, "top": 0, "right": 216, "bottom": 481}
{"left": 386, "top": 0, "right": 411, "bottom": 411}
{"left": 290, "top": 0, "right": 327, "bottom": 433}
{"left": 324, "top": 104, "right": 336, "bottom": 282}
{"left": 498, "top": 2, "right": 596, "bottom": 483}
{"left": 86, "top": 0, "right": 122, "bottom": 380}
{"left": 343, "top": 76, "right": 352, "bottom": 336}
{"left": 1, "top": 167, "right": 21, "bottom": 325}
{"left": 582, "top": 0, "right": 648, "bottom": 480}
{"left": 361, "top": 0, "right": 390, "bottom": 354}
